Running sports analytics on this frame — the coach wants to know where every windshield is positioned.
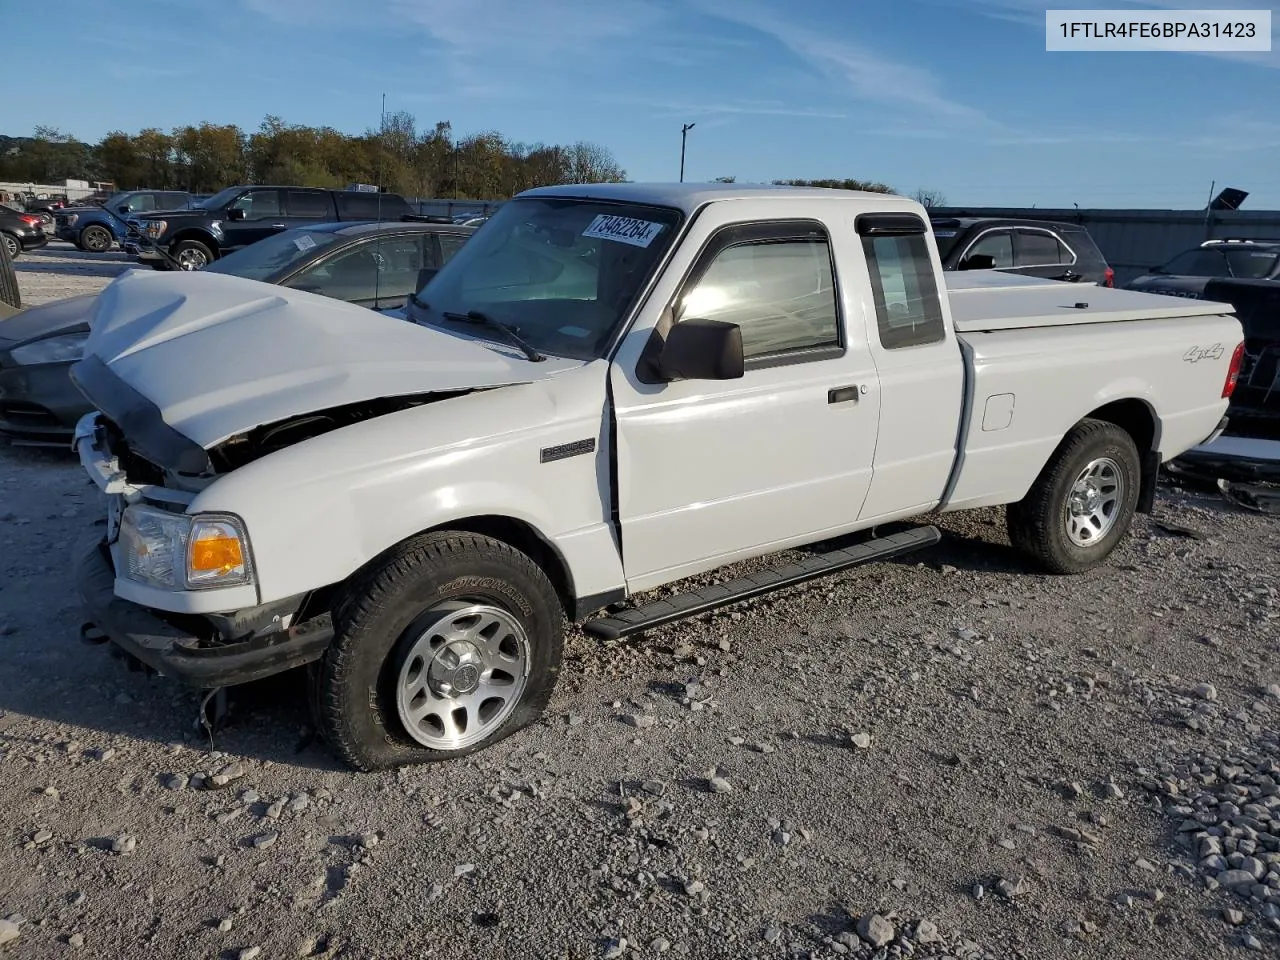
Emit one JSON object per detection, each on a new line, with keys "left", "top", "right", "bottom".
{"left": 198, "top": 186, "right": 245, "bottom": 211}
{"left": 1225, "top": 248, "right": 1280, "bottom": 279}
{"left": 203, "top": 228, "right": 346, "bottom": 282}
{"left": 412, "top": 197, "right": 683, "bottom": 360}
{"left": 1156, "top": 249, "right": 1229, "bottom": 277}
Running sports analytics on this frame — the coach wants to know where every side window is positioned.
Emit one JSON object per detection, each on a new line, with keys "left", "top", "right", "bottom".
{"left": 438, "top": 232, "right": 469, "bottom": 265}
{"left": 159, "top": 192, "right": 187, "bottom": 209}
{"left": 230, "top": 189, "right": 281, "bottom": 220}
{"left": 1016, "top": 230, "right": 1070, "bottom": 266}
{"left": 284, "top": 240, "right": 382, "bottom": 302}
{"left": 286, "top": 190, "right": 332, "bottom": 219}
{"left": 961, "top": 230, "right": 1013, "bottom": 268}
{"left": 126, "top": 194, "right": 156, "bottom": 213}
{"left": 860, "top": 225, "right": 946, "bottom": 350}
{"left": 366, "top": 234, "right": 426, "bottom": 299}
{"left": 674, "top": 221, "right": 841, "bottom": 362}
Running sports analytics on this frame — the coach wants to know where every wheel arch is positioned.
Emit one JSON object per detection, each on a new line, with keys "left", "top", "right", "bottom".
{"left": 1079, "top": 398, "right": 1159, "bottom": 513}
{"left": 169, "top": 229, "right": 220, "bottom": 256}
{"left": 320, "top": 514, "right": 583, "bottom": 623}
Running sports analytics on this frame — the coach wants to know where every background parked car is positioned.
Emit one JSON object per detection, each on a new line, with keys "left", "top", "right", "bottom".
{"left": 0, "top": 205, "right": 50, "bottom": 259}
{"left": 931, "top": 217, "right": 1114, "bottom": 286}
{"left": 1125, "top": 239, "right": 1280, "bottom": 298}
{"left": 54, "top": 189, "right": 197, "bottom": 252}
{"left": 0, "top": 219, "right": 476, "bottom": 445}
{"left": 125, "top": 186, "right": 415, "bottom": 270}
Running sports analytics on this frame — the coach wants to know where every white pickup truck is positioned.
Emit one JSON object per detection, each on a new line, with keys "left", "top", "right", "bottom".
{"left": 69, "top": 183, "right": 1244, "bottom": 771}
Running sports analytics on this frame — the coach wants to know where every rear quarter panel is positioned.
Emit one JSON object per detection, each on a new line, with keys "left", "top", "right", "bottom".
{"left": 942, "top": 312, "right": 1241, "bottom": 511}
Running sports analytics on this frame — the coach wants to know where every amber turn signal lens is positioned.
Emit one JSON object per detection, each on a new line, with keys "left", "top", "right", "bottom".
{"left": 189, "top": 534, "right": 244, "bottom": 574}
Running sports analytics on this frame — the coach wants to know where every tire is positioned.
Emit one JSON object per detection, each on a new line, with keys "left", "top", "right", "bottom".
{"left": 310, "top": 531, "right": 564, "bottom": 771}
{"left": 79, "top": 225, "right": 113, "bottom": 253}
{"left": 1, "top": 232, "right": 20, "bottom": 261}
{"left": 0, "top": 232, "right": 19, "bottom": 309}
{"left": 171, "top": 239, "right": 214, "bottom": 270}
{"left": 1007, "top": 418, "right": 1141, "bottom": 575}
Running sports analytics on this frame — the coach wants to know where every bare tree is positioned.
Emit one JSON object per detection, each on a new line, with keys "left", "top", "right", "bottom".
{"left": 912, "top": 188, "right": 947, "bottom": 208}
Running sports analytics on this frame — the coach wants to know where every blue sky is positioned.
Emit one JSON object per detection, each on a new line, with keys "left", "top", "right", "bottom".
{"left": 12, "top": 0, "right": 1280, "bottom": 208}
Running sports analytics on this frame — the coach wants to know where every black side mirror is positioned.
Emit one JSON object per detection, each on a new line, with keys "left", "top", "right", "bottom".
{"left": 116, "top": 205, "right": 130, "bottom": 214}
{"left": 226, "top": 208, "right": 246, "bottom": 222}
{"left": 416, "top": 267, "right": 439, "bottom": 291}
{"left": 657, "top": 318, "right": 744, "bottom": 381}
{"left": 959, "top": 254, "right": 996, "bottom": 270}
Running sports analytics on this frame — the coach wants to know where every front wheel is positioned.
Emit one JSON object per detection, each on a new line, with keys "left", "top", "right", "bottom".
{"left": 310, "top": 531, "right": 564, "bottom": 771}
{"left": 171, "top": 239, "right": 213, "bottom": 270}
{"left": 79, "top": 225, "right": 113, "bottom": 253}
{"left": 1, "top": 233, "right": 20, "bottom": 260}
{"left": 1007, "top": 418, "right": 1141, "bottom": 574}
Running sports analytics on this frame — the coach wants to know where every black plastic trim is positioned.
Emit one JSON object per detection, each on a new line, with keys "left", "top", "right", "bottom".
{"left": 583, "top": 526, "right": 941, "bottom": 640}
{"left": 69, "top": 355, "right": 211, "bottom": 474}
{"left": 570, "top": 587, "right": 627, "bottom": 622}
{"left": 856, "top": 213, "right": 929, "bottom": 236}
{"left": 1137, "top": 449, "right": 1161, "bottom": 514}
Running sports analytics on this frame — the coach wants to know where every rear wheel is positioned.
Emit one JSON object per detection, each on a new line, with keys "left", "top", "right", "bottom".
{"left": 79, "top": 225, "right": 113, "bottom": 253}
{"left": 171, "top": 239, "right": 213, "bottom": 270}
{"left": 310, "top": 531, "right": 564, "bottom": 771}
{"left": 1007, "top": 419, "right": 1141, "bottom": 574}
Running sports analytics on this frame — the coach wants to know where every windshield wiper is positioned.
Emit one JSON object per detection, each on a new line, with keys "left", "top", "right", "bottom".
{"left": 440, "top": 310, "right": 546, "bottom": 362}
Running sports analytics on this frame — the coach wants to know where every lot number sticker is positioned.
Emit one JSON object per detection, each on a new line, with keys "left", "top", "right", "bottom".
{"left": 294, "top": 234, "right": 317, "bottom": 252}
{"left": 582, "top": 215, "right": 664, "bottom": 248}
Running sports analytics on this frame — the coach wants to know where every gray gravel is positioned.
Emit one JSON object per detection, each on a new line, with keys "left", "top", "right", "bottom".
{"left": 0, "top": 253, "right": 1278, "bottom": 957}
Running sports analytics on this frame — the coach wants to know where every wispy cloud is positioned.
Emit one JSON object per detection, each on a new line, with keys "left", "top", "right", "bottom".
{"left": 694, "top": 0, "right": 997, "bottom": 128}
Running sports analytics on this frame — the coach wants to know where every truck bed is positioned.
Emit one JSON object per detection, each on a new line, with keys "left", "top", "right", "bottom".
{"left": 944, "top": 270, "right": 1231, "bottom": 332}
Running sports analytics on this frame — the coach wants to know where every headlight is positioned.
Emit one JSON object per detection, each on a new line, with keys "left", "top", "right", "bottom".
{"left": 9, "top": 332, "right": 89, "bottom": 365}
{"left": 118, "top": 505, "right": 253, "bottom": 590}
{"left": 143, "top": 220, "right": 167, "bottom": 239}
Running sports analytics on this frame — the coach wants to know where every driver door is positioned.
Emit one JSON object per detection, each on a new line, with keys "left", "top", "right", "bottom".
{"left": 608, "top": 202, "right": 882, "bottom": 592}
{"left": 222, "top": 189, "right": 285, "bottom": 251}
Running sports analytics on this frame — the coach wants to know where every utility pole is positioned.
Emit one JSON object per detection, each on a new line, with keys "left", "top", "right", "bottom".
{"left": 680, "top": 122, "right": 695, "bottom": 182}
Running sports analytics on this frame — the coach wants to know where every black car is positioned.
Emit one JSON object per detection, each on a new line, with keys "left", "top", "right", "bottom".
{"left": 0, "top": 204, "right": 51, "bottom": 259}
{"left": 1125, "top": 239, "right": 1280, "bottom": 298}
{"left": 0, "top": 219, "right": 475, "bottom": 445}
{"left": 931, "top": 217, "right": 1114, "bottom": 286}
{"left": 126, "top": 185, "right": 416, "bottom": 270}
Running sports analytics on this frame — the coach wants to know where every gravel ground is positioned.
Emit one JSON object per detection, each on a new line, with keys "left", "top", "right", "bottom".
{"left": 11, "top": 243, "right": 135, "bottom": 303}
{"left": 0, "top": 252, "right": 1278, "bottom": 959}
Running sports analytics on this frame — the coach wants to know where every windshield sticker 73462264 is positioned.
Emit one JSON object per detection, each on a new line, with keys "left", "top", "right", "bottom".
{"left": 582, "top": 215, "right": 665, "bottom": 248}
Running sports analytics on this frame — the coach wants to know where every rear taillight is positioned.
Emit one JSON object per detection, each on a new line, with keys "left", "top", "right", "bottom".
{"left": 1223, "top": 341, "right": 1246, "bottom": 398}
{"left": 1103, "top": 267, "right": 1115, "bottom": 287}
{"left": 18, "top": 214, "right": 40, "bottom": 226}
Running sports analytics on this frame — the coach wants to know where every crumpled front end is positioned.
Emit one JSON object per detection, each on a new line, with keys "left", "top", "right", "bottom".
{"left": 71, "top": 409, "right": 335, "bottom": 687}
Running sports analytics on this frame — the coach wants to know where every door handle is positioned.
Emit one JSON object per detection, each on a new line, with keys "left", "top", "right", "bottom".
{"left": 828, "top": 385, "right": 860, "bottom": 404}
{"left": 270, "top": 223, "right": 286, "bottom": 230}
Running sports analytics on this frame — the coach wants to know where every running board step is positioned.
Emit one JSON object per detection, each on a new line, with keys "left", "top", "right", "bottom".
{"left": 583, "top": 525, "right": 941, "bottom": 641}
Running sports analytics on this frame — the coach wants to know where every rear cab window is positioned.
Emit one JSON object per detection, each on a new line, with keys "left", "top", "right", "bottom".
{"left": 857, "top": 213, "right": 947, "bottom": 350}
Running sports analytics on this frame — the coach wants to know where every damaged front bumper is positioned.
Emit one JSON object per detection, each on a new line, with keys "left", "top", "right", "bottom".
{"left": 71, "top": 411, "right": 335, "bottom": 687}
{"left": 74, "top": 534, "right": 334, "bottom": 687}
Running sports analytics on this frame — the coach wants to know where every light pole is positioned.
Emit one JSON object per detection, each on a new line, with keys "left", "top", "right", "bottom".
{"left": 680, "top": 122, "right": 695, "bottom": 182}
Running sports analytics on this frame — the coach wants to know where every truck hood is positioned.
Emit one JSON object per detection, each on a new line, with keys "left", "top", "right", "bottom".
{"left": 72, "top": 269, "right": 580, "bottom": 455}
